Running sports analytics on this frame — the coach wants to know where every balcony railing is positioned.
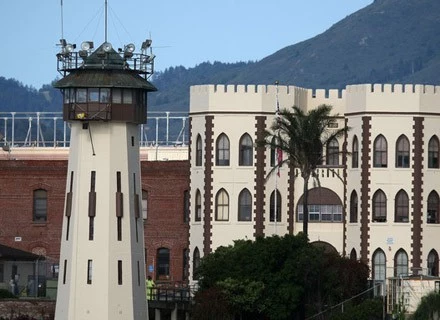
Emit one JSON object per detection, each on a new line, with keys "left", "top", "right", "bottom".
{"left": 0, "top": 111, "right": 189, "bottom": 148}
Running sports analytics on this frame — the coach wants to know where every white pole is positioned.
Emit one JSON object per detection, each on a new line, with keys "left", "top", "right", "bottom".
{"left": 274, "top": 81, "right": 280, "bottom": 235}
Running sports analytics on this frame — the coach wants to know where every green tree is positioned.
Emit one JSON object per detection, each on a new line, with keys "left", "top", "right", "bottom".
{"left": 410, "top": 291, "right": 440, "bottom": 320}
{"left": 259, "top": 104, "right": 349, "bottom": 236}
{"left": 193, "top": 234, "right": 368, "bottom": 320}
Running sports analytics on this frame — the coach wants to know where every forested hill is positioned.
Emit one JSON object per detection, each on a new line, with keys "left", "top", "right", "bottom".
{"left": 0, "top": 77, "right": 62, "bottom": 113}
{"left": 2, "top": 0, "right": 440, "bottom": 113}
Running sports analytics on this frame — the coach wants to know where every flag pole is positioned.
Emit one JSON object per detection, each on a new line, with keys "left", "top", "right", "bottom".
{"left": 274, "top": 80, "right": 280, "bottom": 235}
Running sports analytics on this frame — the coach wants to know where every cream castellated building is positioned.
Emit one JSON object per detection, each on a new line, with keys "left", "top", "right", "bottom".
{"left": 188, "top": 83, "right": 440, "bottom": 295}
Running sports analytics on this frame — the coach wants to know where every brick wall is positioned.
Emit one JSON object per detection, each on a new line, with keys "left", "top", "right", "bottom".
{"left": 141, "top": 160, "right": 190, "bottom": 284}
{"left": 0, "top": 158, "right": 190, "bottom": 285}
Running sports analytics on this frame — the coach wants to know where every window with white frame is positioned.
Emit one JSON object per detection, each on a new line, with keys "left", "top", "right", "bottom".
{"left": 238, "top": 189, "right": 252, "bottom": 221}
{"left": 326, "top": 138, "right": 339, "bottom": 166}
{"left": 216, "top": 134, "right": 230, "bottom": 166}
{"left": 239, "top": 133, "right": 253, "bottom": 166}
{"left": 196, "top": 135, "right": 203, "bottom": 166}
{"left": 373, "top": 135, "right": 387, "bottom": 168}
{"left": 195, "top": 189, "right": 202, "bottom": 222}
{"left": 215, "top": 189, "right": 229, "bottom": 221}
{"left": 142, "top": 190, "right": 148, "bottom": 220}
{"left": 395, "top": 249, "right": 408, "bottom": 277}
{"left": 428, "top": 136, "right": 439, "bottom": 168}
{"left": 395, "top": 135, "right": 410, "bottom": 168}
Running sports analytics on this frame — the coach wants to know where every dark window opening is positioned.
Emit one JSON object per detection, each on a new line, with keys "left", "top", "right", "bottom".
{"left": 87, "top": 260, "right": 92, "bottom": 284}
{"left": 157, "top": 248, "right": 170, "bottom": 279}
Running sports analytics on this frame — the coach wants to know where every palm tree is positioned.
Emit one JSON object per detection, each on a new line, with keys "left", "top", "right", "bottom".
{"left": 260, "top": 104, "right": 349, "bottom": 236}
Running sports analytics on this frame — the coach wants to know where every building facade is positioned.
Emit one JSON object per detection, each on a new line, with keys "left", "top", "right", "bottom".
{"left": 1, "top": 82, "right": 440, "bottom": 308}
{"left": 188, "top": 83, "right": 440, "bottom": 290}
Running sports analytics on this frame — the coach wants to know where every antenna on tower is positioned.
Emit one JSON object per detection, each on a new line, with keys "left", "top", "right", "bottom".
{"left": 105, "top": 0, "right": 108, "bottom": 42}
{"left": 60, "top": 0, "right": 64, "bottom": 40}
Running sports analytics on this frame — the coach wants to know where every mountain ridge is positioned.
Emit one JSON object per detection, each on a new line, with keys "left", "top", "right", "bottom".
{"left": 1, "top": 0, "right": 439, "bottom": 113}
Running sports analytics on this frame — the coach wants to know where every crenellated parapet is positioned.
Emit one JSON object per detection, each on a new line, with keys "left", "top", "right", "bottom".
{"left": 308, "top": 88, "right": 346, "bottom": 115}
{"left": 346, "top": 83, "right": 440, "bottom": 114}
{"left": 190, "top": 82, "right": 440, "bottom": 116}
{"left": 190, "top": 84, "right": 339, "bottom": 115}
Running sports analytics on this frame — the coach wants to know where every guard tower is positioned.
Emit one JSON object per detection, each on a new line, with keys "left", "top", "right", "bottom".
{"left": 53, "top": 38, "right": 156, "bottom": 320}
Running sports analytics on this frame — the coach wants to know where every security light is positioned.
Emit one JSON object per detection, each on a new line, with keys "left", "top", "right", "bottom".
{"left": 125, "top": 43, "right": 135, "bottom": 53}
{"left": 81, "top": 41, "right": 94, "bottom": 51}
{"left": 65, "top": 44, "right": 76, "bottom": 53}
{"left": 103, "top": 42, "right": 112, "bottom": 52}
{"left": 141, "top": 39, "right": 152, "bottom": 50}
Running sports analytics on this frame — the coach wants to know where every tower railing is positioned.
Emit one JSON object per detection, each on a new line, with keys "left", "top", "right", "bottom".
{"left": 0, "top": 111, "right": 189, "bottom": 148}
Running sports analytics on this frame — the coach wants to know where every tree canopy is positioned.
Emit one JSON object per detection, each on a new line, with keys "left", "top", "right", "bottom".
{"left": 192, "top": 234, "right": 369, "bottom": 320}
{"left": 259, "top": 104, "right": 349, "bottom": 236}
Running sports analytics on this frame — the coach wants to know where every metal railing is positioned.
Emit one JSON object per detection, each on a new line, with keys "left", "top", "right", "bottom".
{"left": 0, "top": 111, "right": 189, "bottom": 148}
{"left": 147, "top": 285, "right": 197, "bottom": 303}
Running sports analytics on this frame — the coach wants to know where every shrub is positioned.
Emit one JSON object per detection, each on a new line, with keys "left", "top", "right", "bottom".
{"left": 0, "top": 289, "right": 17, "bottom": 299}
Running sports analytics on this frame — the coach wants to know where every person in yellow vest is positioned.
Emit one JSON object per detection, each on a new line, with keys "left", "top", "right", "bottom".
{"left": 146, "top": 276, "right": 155, "bottom": 300}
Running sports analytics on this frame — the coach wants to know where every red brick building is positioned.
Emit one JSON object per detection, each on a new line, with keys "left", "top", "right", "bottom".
{"left": 0, "top": 151, "right": 189, "bottom": 287}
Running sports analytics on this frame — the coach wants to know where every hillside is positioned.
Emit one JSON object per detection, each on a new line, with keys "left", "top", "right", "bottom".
{"left": 149, "top": 0, "right": 440, "bottom": 112}
{"left": 1, "top": 0, "right": 440, "bottom": 113}
{"left": 232, "top": 0, "right": 440, "bottom": 89}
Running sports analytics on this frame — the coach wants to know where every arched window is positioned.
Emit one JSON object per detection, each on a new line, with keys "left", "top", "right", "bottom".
{"left": 350, "top": 191, "right": 358, "bottom": 223}
{"left": 216, "top": 133, "right": 230, "bottom": 166}
{"left": 350, "top": 248, "right": 357, "bottom": 260}
{"left": 372, "top": 189, "right": 387, "bottom": 222}
{"left": 428, "top": 249, "right": 439, "bottom": 276}
{"left": 157, "top": 248, "right": 170, "bottom": 279}
{"left": 428, "top": 136, "right": 439, "bottom": 169}
{"left": 326, "top": 138, "right": 339, "bottom": 166}
{"left": 215, "top": 189, "right": 229, "bottom": 221}
{"left": 352, "top": 136, "right": 359, "bottom": 168}
{"left": 195, "top": 189, "right": 202, "bottom": 222}
{"left": 395, "top": 249, "right": 408, "bottom": 277}
{"left": 372, "top": 249, "right": 386, "bottom": 282}
{"left": 142, "top": 190, "right": 148, "bottom": 220}
{"left": 297, "top": 187, "right": 343, "bottom": 222}
{"left": 193, "top": 247, "right": 201, "bottom": 280}
{"left": 270, "top": 190, "right": 281, "bottom": 222}
{"left": 238, "top": 189, "right": 252, "bottom": 221}
{"left": 270, "top": 136, "right": 278, "bottom": 167}
{"left": 396, "top": 135, "right": 410, "bottom": 168}
{"left": 195, "top": 134, "right": 203, "bottom": 166}
{"left": 239, "top": 133, "right": 253, "bottom": 166}
{"left": 373, "top": 135, "right": 387, "bottom": 168}
{"left": 395, "top": 190, "right": 409, "bottom": 222}
{"left": 427, "top": 191, "right": 439, "bottom": 224}
{"left": 183, "top": 190, "right": 190, "bottom": 223}
{"left": 33, "top": 189, "right": 47, "bottom": 222}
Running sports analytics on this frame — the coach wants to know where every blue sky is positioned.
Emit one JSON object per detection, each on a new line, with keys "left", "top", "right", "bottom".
{"left": 0, "top": 0, "right": 372, "bottom": 89}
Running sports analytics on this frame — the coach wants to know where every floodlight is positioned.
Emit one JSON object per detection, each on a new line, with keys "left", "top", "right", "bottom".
{"left": 103, "top": 42, "right": 112, "bottom": 52}
{"left": 81, "top": 41, "right": 94, "bottom": 51}
{"left": 125, "top": 43, "right": 135, "bottom": 53}
{"left": 141, "top": 39, "right": 152, "bottom": 50}
{"left": 79, "top": 50, "right": 88, "bottom": 58}
{"left": 65, "top": 44, "right": 76, "bottom": 53}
